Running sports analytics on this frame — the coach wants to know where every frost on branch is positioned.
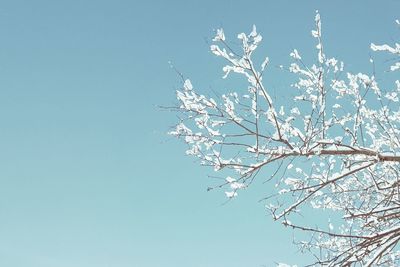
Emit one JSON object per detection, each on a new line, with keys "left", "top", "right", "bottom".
{"left": 169, "top": 13, "right": 400, "bottom": 266}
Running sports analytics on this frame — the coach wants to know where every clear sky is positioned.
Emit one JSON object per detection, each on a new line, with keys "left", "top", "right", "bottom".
{"left": 0, "top": 1, "right": 399, "bottom": 266}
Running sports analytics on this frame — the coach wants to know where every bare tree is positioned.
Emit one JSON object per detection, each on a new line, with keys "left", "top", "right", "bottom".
{"left": 168, "top": 12, "right": 400, "bottom": 266}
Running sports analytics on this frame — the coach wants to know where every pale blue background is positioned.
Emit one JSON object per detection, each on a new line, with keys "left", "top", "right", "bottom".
{"left": 0, "top": 1, "right": 399, "bottom": 266}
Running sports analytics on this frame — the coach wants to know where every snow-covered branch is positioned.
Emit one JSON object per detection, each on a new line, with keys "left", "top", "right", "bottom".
{"left": 168, "top": 12, "right": 400, "bottom": 265}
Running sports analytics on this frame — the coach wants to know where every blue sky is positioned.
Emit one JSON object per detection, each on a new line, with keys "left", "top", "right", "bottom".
{"left": 0, "top": 1, "right": 399, "bottom": 266}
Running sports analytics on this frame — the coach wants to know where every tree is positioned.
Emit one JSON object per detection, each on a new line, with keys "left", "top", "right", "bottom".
{"left": 168, "top": 12, "right": 400, "bottom": 266}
